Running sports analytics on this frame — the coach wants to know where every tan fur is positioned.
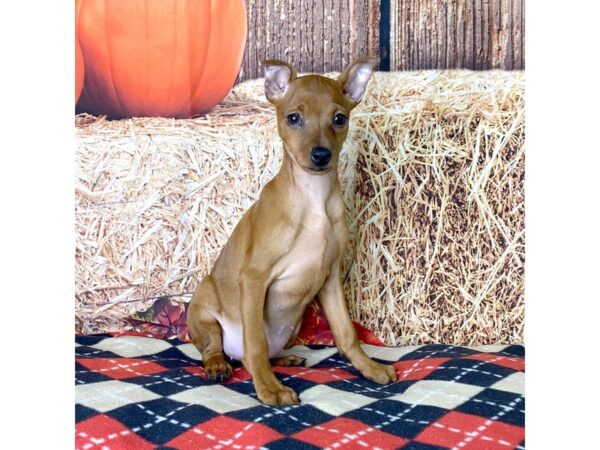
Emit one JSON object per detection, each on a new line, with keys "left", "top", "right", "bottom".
{"left": 187, "top": 58, "right": 397, "bottom": 405}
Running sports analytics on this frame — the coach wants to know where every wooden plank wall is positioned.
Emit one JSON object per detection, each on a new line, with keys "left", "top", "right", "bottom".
{"left": 238, "top": 0, "right": 381, "bottom": 81}
{"left": 238, "top": 0, "right": 523, "bottom": 81}
{"left": 390, "top": 0, "right": 525, "bottom": 70}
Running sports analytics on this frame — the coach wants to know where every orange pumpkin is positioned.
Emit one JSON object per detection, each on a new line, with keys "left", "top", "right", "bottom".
{"left": 75, "top": 39, "right": 85, "bottom": 104}
{"left": 76, "top": 0, "right": 247, "bottom": 118}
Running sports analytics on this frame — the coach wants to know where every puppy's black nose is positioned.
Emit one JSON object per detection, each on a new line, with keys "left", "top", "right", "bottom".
{"left": 310, "top": 147, "right": 331, "bottom": 167}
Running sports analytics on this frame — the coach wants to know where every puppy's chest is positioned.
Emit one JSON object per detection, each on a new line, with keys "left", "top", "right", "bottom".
{"left": 274, "top": 221, "right": 339, "bottom": 296}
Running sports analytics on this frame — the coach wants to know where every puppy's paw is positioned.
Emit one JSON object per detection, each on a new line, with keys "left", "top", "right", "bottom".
{"left": 362, "top": 362, "right": 397, "bottom": 385}
{"left": 256, "top": 383, "right": 299, "bottom": 406}
{"left": 271, "top": 355, "right": 307, "bottom": 367}
{"left": 204, "top": 358, "right": 233, "bottom": 383}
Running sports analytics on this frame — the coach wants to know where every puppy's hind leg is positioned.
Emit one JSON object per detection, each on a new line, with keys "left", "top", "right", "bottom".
{"left": 271, "top": 355, "right": 306, "bottom": 367}
{"left": 187, "top": 281, "right": 232, "bottom": 383}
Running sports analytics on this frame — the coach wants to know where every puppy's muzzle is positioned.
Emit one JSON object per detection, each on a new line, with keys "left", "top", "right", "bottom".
{"left": 310, "top": 147, "right": 331, "bottom": 168}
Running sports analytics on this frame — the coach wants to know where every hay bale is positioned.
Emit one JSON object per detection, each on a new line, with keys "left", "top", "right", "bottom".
{"left": 75, "top": 70, "right": 524, "bottom": 345}
{"left": 75, "top": 94, "right": 281, "bottom": 334}
{"left": 343, "top": 71, "right": 525, "bottom": 346}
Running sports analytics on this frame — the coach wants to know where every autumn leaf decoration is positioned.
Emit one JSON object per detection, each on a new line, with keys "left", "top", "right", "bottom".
{"left": 294, "top": 300, "right": 384, "bottom": 346}
{"left": 128, "top": 297, "right": 190, "bottom": 341}
{"left": 128, "top": 297, "right": 382, "bottom": 347}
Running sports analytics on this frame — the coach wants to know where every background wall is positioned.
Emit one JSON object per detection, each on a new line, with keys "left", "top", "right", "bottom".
{"left": 238, "top": 0, "right": 524, "bottom": 81}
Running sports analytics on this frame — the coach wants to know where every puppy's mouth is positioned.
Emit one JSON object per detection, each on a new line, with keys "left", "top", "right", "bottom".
{"left": 302, "top": 165, "right": 333, "bottom": 175}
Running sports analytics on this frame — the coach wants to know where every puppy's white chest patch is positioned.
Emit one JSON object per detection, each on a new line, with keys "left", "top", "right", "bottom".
{"left": 220, "top": 320, "right": 244, "bottom": 361}
{"left": 219, "top": 317, "right": 300, "bottom": 361}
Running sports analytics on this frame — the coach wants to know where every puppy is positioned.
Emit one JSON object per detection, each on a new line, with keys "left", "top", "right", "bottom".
{"left": 187, "top": 58, "right": 397, "bottom": 405}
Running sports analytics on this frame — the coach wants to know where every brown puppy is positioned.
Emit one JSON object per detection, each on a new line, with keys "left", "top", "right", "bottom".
{"left": 187, "top": 58, "right": 397, "bottom": 405}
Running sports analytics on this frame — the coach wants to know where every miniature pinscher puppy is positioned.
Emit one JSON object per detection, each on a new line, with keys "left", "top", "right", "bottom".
{"left": 187, "top": 57, "right": 397, "bottom": 405}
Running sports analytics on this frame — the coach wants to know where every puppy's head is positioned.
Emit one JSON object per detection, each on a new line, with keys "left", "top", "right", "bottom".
{"left": 262, "top": 57, "right": 378, "bottom": 175}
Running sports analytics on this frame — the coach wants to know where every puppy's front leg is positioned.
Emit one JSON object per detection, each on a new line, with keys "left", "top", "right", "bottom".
{"left": 240, "top": 274, "right": 299, "bottom": 405}
{"left": 318, "top": 263, "right": 397, "bottom": 384}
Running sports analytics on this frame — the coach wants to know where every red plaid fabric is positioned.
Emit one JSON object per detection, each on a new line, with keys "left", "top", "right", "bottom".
{"left": 76, "top": 334, "right": 525, "bottom": 449}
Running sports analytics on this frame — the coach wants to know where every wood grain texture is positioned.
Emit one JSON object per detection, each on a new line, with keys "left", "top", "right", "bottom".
{"left": 238, "top": 0, "right": 381, "bottom": 81}
{"left": 390, "top": 0, "right": 524, "bottom": 70}
{"left": 238, "top": 0, "right": 523, "bottom": 81}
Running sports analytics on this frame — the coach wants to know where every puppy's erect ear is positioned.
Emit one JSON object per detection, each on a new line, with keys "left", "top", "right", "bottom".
{"left": 262, "top": 60, "right": 297, "bottom": 104}
{"left": 338, "top": 57, "right": 378, "bottom": 107}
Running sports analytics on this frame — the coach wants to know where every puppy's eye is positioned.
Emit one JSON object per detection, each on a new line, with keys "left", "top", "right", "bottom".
{"left": 333, "top": 113, "right": 347, "bottom": 127}
{"left": 286, "top": 113, "right": 302, "bottom": 126}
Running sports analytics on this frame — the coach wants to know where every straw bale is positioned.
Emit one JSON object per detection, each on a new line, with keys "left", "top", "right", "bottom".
{"left": 343, "top": 71, "right": 525, "bottom": 346}
{"left": 75, "top": 70, "right": 524, "bottom": 345}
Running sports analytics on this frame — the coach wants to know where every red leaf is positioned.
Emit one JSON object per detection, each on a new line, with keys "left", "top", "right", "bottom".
{"left": 128, "top": 297, "right": 188, "bottom": 340}
{"left": 154, "top": 298, "right": 183, "bottom": 327}
{"left": 353, "top": 321, "right": 385, "bottom": 346}
{"left": 294, "top": 299, "right": 384, "bottom": 346}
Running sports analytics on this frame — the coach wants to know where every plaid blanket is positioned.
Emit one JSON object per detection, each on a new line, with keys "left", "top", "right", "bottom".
{"left": 75, "top": 333, "right": 525, "bottom": 449}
